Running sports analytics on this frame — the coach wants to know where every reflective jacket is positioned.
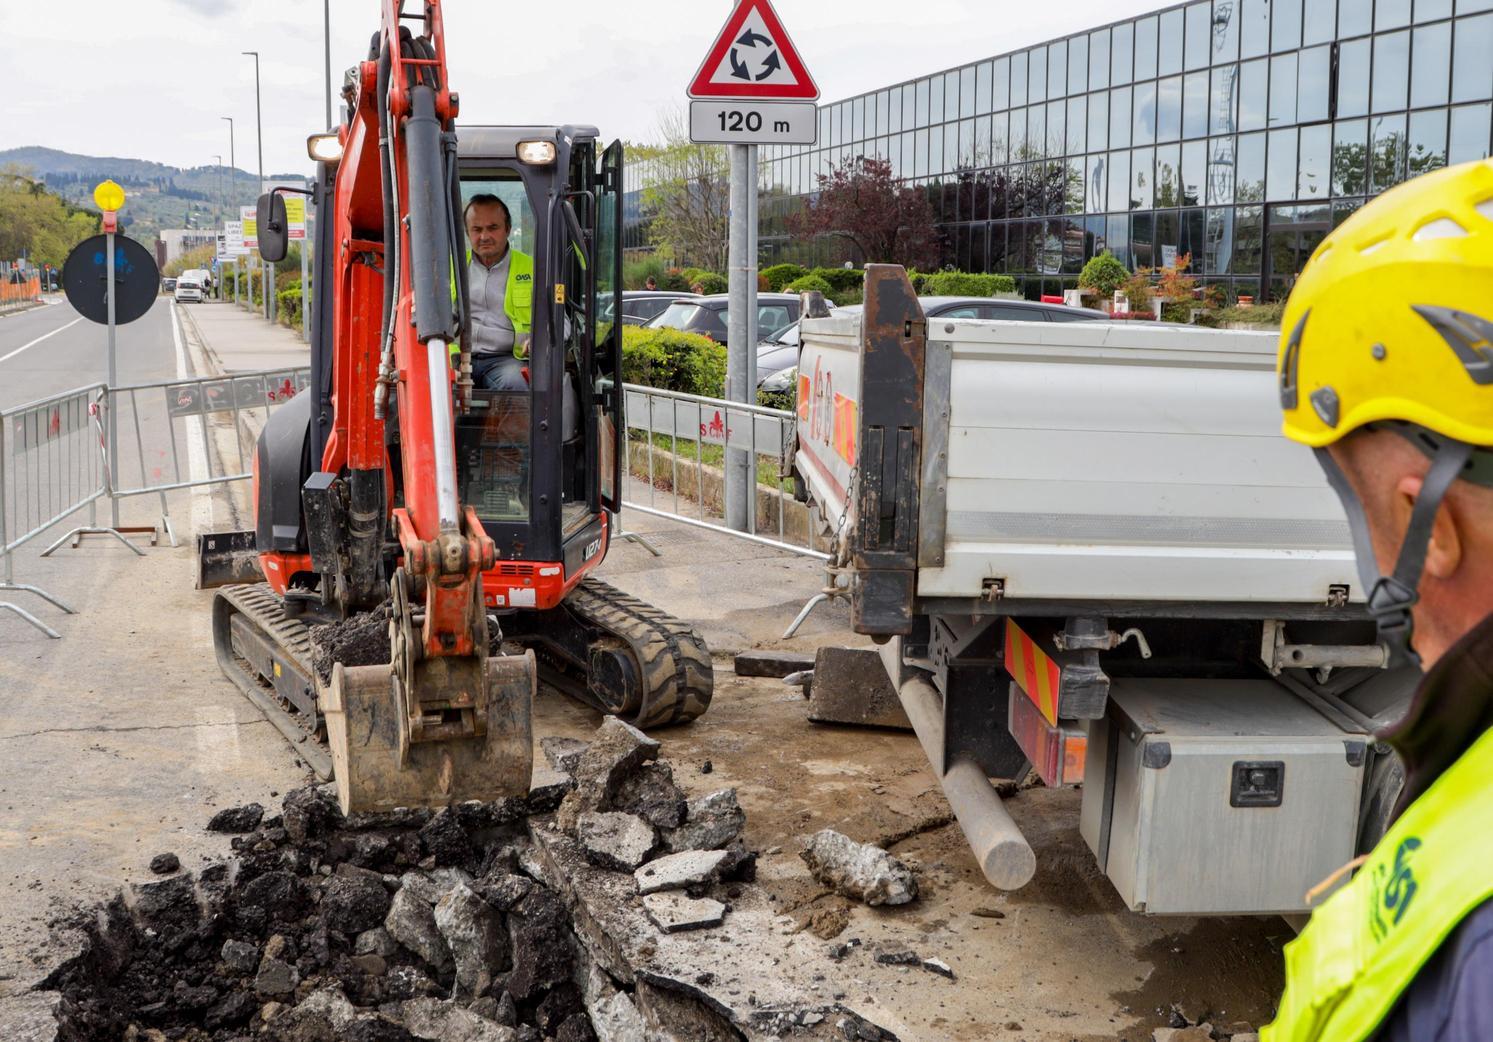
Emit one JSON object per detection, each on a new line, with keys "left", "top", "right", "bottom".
{"left": 1264, "top": 613, "right": 1493, "bottom": 1042}
{"left": 452, "top": 247, "right": 533, "bottom": 359}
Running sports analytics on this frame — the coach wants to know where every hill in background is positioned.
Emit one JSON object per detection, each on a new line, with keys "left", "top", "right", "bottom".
{"left": 0, "top": 146, "right": 307, "bottom": 242}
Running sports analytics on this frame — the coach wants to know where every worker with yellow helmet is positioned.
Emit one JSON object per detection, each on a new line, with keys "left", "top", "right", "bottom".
{"left": 1265, "top": 159, "right": 1493, "bottom": 1041}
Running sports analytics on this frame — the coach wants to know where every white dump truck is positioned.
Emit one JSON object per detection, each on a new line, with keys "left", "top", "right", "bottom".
{"left": 791, "top": 266, "right": 1416, "bottom": 917}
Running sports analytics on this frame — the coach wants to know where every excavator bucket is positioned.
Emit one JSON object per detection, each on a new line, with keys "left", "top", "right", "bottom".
{"left": 324, "top": 651, "right": 535, "bottom": 814}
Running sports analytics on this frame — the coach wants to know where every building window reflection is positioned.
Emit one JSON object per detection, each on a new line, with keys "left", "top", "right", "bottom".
{"left": 628, "top": 0, "right": 1493, "bottom": 301}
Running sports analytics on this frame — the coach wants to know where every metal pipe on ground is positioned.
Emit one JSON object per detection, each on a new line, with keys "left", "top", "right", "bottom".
{"left": 897, "top": 672, "right": 1036, "bottom": 891}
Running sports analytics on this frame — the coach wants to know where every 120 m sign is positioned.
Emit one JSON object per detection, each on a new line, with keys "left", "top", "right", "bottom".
{"left": 688, "top": 100, "right": 817, "bottom": 145}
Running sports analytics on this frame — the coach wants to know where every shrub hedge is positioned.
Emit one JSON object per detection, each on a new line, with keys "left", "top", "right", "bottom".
{"left": 624, "top": 255, "right": 668, "bottom": 290}
{"left": 783, "top": 273, "right": 833, "bottom": 296}
{"left": 808, "top": 267, "right": 864, "bottom": 292}
{"left": 1078, "top": 252, "right": 1128, "bottom": 297}
{"left": 621, "top": 325, "right": 726, "bottom": 397}
{"left": 918, "top": 271, "right": 1016, "bottom": 296}
{"left": 760, "top": 263, "right": 808, "bottom": 291}
{"left": 277, "top": 282, "right": 303, "bottom": 329}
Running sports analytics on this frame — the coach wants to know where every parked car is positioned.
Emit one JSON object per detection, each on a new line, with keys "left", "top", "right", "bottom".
{"left": 182, "top": 268, "right": 214, "bottom": 295}
{"left": 174, "top": 277, "right": 204, "bottom": 304}
{"left": 756, "top": 296, "right": 1107, "bottom": 403}
{"left": 161, "top": 277, "right": 178, "bottom": 294}
{"left": 600, "top": 290, "right": 701, "bottom": 327}
{"left": 916, "top": 295, "right": 1108, "bottom": 323}
{"left": 756, "top": 296, "right": 1104, "bottom": 385}
{"left": 640, "top": 292, "right": 807, "bottom": 343}
{"left": 756, "top": 305, "right": 859, "bottom": 385}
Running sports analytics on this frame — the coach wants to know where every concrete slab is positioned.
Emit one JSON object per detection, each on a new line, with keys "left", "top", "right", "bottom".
{"left": 633, "top": 849, "right": 728, "bottom": 894}
{"left": 642, "top": 892, "right": 725, "bottom": 933}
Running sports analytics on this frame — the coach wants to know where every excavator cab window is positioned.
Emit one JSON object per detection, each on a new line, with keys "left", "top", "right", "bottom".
{"left": 454, "top": 174, "right": 538, "bottom": 525}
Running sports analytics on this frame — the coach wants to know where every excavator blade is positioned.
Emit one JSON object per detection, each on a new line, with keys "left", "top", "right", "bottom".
{"left": 324, "top": 651, "right": 535, "bottom": 814}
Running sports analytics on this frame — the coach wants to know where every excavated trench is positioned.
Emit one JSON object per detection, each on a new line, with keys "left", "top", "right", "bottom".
{"left": 35, "top": 721, "right": 899, "bottom": 1042}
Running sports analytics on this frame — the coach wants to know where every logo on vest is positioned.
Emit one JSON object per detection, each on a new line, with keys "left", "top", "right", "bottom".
{"left": 1369, "top": 836, "right": 1422, "bottom": 940}
{"left": 514, "top": 273, "right": 532, "bottom": 282}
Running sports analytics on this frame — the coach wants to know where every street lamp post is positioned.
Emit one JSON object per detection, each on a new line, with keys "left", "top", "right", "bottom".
{"left": 222, "top": 116, "right": 238, "bottom": 307}
{"left": 213, "top": 154, "right": 224, "bottom": 298}
{"left": 324, "top": 0, "right": 333, "bottom": 130}
{"left": 243, "top": 50, "right": 270, "bottom": 322}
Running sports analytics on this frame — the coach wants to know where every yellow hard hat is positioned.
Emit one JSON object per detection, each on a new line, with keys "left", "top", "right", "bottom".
{"left": 1278, "top": 159, "right": 1493, "bottom": 450}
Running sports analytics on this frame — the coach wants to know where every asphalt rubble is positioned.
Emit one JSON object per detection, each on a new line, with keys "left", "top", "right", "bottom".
{"left": 22, "top": 718, "right": 901, "bottom": 1042}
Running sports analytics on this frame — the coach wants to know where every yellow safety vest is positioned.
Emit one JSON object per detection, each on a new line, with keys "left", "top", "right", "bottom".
{"left": 1263, "top": 725, "right": 1493, "bottom": 1042}
{"left": 451, "top": 248, "right": 533, "bottom": 359}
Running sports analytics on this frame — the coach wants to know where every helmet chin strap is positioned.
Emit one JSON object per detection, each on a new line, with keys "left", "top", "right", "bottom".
{"left": 1314, "top": 440, "right": 1474, "bottom": 670}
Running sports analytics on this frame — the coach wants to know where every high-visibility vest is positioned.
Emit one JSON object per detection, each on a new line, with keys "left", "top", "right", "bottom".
{"left": 1263, "top": 725, "right": 1493, "bottom": 1042}
{"left": 451, "top": 248, "right": 534, "bottom": 359}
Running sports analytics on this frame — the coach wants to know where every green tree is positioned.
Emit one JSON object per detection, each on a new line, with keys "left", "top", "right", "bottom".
{"left": 0, "top": 167, "right": 99, "bottom": 269}
{"left": 635, "top": 109, "right": 730, "bottom": 271}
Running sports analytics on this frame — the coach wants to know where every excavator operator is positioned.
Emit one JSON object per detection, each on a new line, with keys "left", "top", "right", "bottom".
{"left": 462, "top": 193, "right": 534, "bottom": 391}
{"left": 1264, "top": 158, "right": 1493, "bottom": 1040}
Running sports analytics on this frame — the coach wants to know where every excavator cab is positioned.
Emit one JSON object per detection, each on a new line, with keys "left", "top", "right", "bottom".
{"left": 448, "top": 128, "right": 624, "bottom": 597}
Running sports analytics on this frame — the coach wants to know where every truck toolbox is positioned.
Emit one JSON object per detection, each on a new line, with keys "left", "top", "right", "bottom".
{"left": 1079, "top": 677, "right": 1367, "bottom": 916}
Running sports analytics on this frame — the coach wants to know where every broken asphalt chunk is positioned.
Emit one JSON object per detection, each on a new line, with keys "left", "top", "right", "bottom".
{"left": 800, "top": 829, "right": 918, "bottom": 906}
{"left": 633, "top": 848, "right": 729, "bottom": 894}
{"left": 642, "top": 892, "right": 727, "bottom": 933}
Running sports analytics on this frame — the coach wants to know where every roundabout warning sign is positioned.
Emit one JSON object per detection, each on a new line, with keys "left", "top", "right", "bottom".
{"left": 687, "top": 0, "right": 819, "bottom": 100}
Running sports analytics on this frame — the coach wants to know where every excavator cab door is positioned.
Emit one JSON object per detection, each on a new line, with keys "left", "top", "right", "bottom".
{"left": 594, "top": 140, "right": 625, "bottom": 513}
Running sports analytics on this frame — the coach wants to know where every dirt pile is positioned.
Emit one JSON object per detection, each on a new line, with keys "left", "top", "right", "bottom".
{"left": 29, "top": 719, "right": 896, "bottom": 1042}
{"left": 308, "top": 608, "right": 391, "bottom": 686}
{"left": 39, "top": 778, "right": 589, "bottom": 1042}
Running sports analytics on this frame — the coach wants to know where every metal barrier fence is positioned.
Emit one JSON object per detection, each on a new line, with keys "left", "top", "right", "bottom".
{"left": 0, "top": 367, "right": 310, "bottom": 638}
{"left": 0, "top": 274, "right": 42, "bottom": 313}
{"left": 108, "top": 368, "right": 311, "bottom": 502}
{"left": 3, "top": 371, "right": 801, "bottom": 638}
{"left": 620, "top": 384, "right": 828, "bottom": 560}
{"left": 1, "top": 383, "right": 107, "bottom": 636}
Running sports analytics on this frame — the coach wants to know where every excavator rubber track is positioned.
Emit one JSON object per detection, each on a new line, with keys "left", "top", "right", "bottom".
{"left": 519, "top": 577, "right": 714, "bottom": 729}
{"left": 211, "top": 583, "right": 334, "bottom": 780}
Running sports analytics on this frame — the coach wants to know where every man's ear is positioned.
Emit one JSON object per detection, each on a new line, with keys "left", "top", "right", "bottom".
{"left": 1396, "top": 474, "right": 1464, "bottom": 580}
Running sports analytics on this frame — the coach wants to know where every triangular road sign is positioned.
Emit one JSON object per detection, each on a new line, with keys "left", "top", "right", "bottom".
{"left": 687, "top": 0, "right": 819, "bottom": 101}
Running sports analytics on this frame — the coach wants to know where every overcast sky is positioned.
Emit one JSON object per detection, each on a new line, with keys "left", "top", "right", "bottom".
{"left": 2, "top": 0, "right": 1177, "bottom": 178}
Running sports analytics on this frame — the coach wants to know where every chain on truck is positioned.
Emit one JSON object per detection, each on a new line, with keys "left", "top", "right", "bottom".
{"left": 791, "top": 266, "right": 1417, "bottom": 918}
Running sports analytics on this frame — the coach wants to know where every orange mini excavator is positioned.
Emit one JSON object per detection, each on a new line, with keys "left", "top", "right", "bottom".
{"left": 200, "top": 0, "right": 711, "bottom": 812}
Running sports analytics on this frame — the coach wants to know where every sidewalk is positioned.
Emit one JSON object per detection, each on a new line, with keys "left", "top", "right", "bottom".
{"left": 179, "top": 298, "right": 308, "bottom": 373}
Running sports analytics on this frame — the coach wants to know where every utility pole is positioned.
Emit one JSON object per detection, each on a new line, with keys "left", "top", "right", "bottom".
{"left": 324, "top": 0, "right": 334, "bottom": 129}
{"left": 725, "top": 143, "right": 759, "bottom": 534}
{"left": 222, "top": 116, "right": 237, "bottom": 306}
{"left": 243, "top": 50, "right": 270, "bottom": 322}
{"left": 221, "top": 117, "right": 236, "bottom": 203}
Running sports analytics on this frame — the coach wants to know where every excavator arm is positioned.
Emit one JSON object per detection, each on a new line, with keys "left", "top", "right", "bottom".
{"left": 321, "top": 0, "right": 533, "bottom": 812}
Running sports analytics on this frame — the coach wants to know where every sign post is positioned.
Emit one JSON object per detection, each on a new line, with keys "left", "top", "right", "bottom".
{"left": 240, "top": 205, "right": 259, "bottom": 314}
{"left": 53, "top": 181, "right": 161, "bottom": 553}
{"left": 687, "top": 0, "right": 817, "bottom": 533}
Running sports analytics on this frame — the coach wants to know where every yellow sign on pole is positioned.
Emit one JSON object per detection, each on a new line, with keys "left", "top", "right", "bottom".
{"left": 92, "top": 180, "right": 126, "bottom": 212}
{"left": 284, "top": 195, "right": 307, "bottom": 240}
{"left": 240, "top": 205, "right": 259, "bottom": 249}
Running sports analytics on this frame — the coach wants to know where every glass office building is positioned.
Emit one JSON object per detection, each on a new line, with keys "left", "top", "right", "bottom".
{"left": 633, "top": 0, "right": 1493, "bottom": 301}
